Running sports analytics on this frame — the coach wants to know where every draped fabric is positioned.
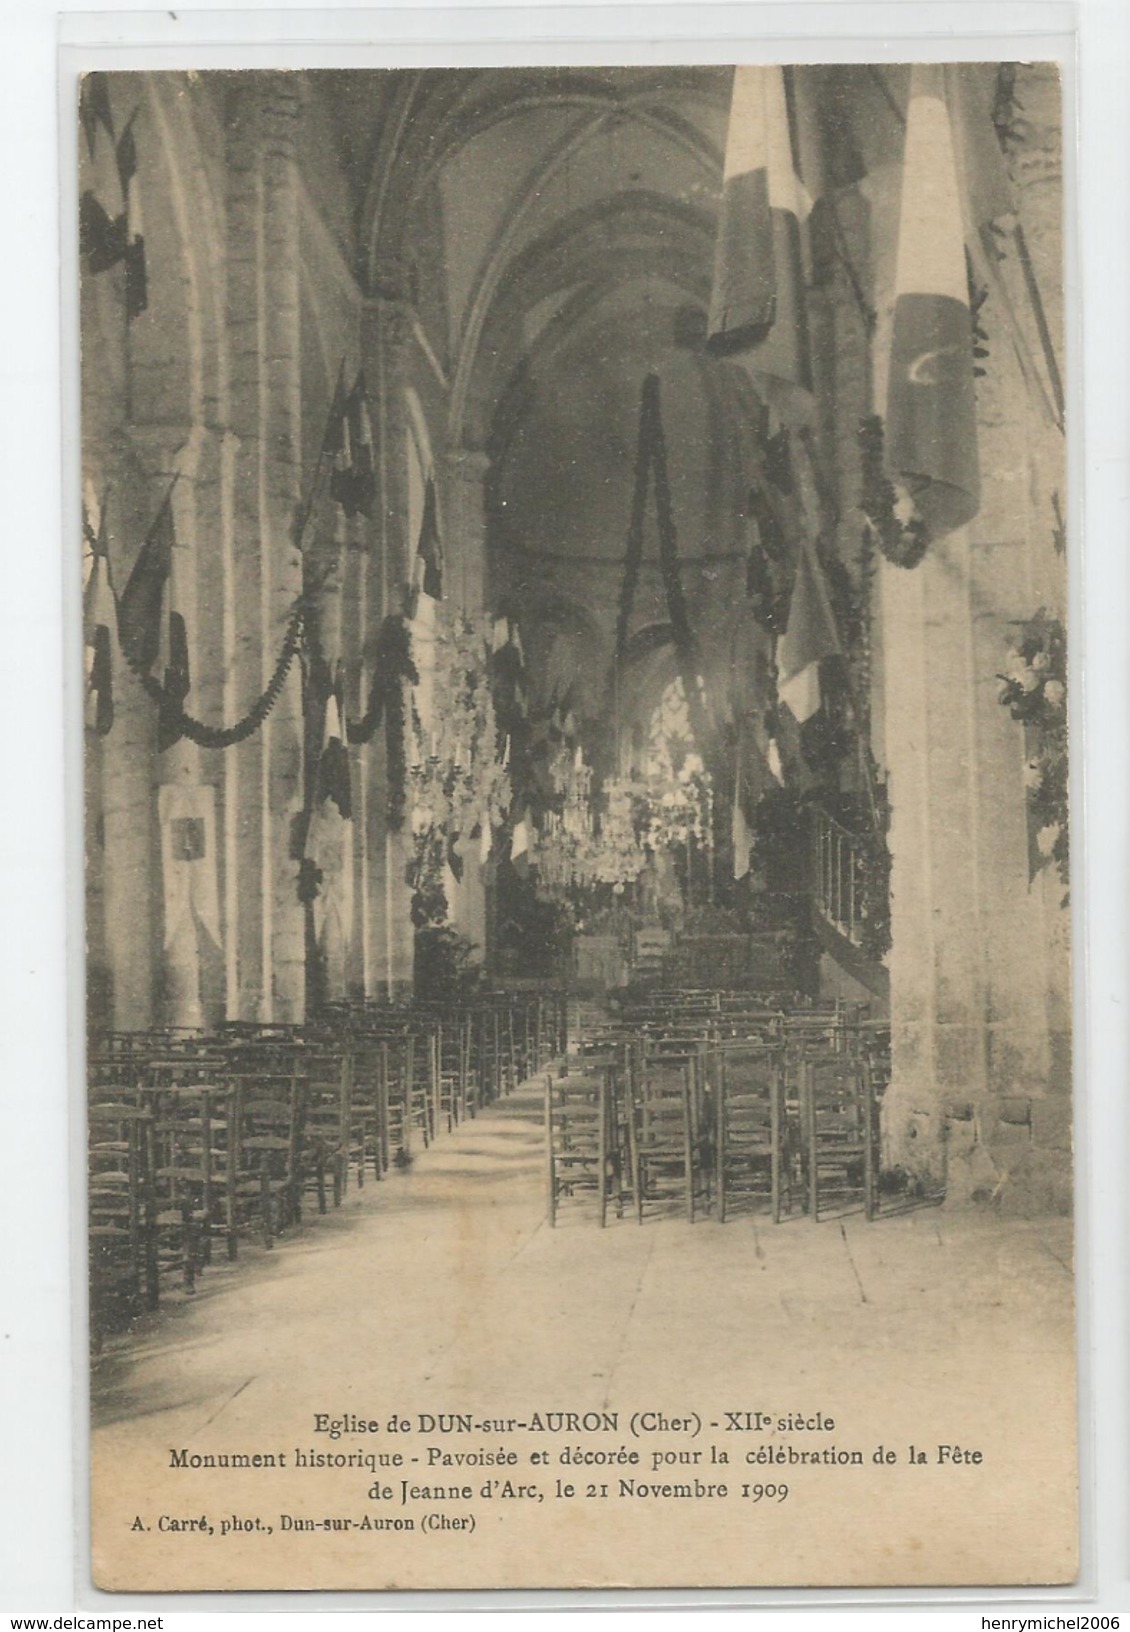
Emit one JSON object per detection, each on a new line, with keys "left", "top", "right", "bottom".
{"left": 885, "top": 64, "right": 980, "bottom": 542}
{"left": 707, "top": 66, "right": 813, "bottom": 415}
{"left": 776, "top": 535, "right": 841, "bottom": 725}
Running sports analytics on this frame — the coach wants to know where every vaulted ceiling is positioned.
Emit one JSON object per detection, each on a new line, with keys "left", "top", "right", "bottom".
{"left": 303, "top": 66, "right": 912, "bottom": 728}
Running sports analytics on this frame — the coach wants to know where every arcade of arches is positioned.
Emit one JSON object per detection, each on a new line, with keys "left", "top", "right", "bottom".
{"left": 82, "top": 64, "right": 1068, "bottom": 1214}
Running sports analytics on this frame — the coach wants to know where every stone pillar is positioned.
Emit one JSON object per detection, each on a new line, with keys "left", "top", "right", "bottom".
{"left": 442, "top": 446, "right": 491, "bottom": 963}
{"left": 361, "top": 287, "right": 416, "bottom": 997}
{"left": 85, "top": 431, "right": 159, "bottom": 1032}
{"left": 224, "top": 74, "right": 306, "bottom": 1022}
{"left": 124, "top": 423, "right": 221, "bottom": 1031}
{"left": 873, "top": 67, "right": 1068, "bottom": 1211}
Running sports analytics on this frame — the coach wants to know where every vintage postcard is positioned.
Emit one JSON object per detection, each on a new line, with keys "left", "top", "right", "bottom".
{"left": 81, "top": 60, "right": 1074, "bottom": 1592}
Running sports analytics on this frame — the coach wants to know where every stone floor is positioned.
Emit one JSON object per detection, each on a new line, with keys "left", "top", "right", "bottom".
{"left": 89, "top": 1074, "right": 1079, "bottom": 1593}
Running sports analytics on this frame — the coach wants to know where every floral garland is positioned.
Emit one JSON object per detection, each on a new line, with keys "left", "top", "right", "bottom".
{"left": 406, "top": 609, "right": 512, "bottom": 926}
{"left": 857, "top": 415, "right": 929, "bottom": 570}
{"left": 997, "top": 608, "right": 1068, "bottom": 896}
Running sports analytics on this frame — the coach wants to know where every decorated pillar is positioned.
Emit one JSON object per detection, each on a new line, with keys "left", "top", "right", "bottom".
{"left": 361, "top": 283, "right": 416, "bottom": 997}
{"left": 123, "top": 423, "right": 227, "bottom": 1031}
{"left": 224, "top": 74, "right": 306, "bottom": 1022}
{"left": 84, "top": 434, "right": 159, "bottom": 1032}
{"left": 868, "top": 66, "right": 1067, "bottom": 1209}
{"left": 442, "top": 446, "right": 492, "bottom": 962}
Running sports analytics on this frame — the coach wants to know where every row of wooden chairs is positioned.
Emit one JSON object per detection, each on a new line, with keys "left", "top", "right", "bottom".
{"left": 546, "top": 999, "right": 888, "bottom": 1228}
{"left": 88, "top": 991, "right": 567, "bottom": 1346}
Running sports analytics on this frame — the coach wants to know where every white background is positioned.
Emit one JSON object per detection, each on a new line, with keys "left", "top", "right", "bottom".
{"left": 3, "top": 0, "right": 1127, "bottom": 1620}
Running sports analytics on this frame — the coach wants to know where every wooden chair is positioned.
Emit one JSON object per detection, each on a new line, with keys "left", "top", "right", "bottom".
{"left": 545, "top": 1070, "right": 620, "bottom": 1226}
{"left": 630, "top": 1052, "right": 703, "bottom": 1223}
{"left": 302, "top": 1047, "right": 357, "bottom": 1212}
{"left": 141, "top": 1049, "right": 232, "bottom": 1296}
{"left": 227, "top": 1058, "right": 306, "bottom": 1249}
{"left": 436, "top": 1013, "right": 470, "bottom": 1131}
{"left": 349, "top": 1037, "right": 389, "bottom": 1180}
{"left": 711, "top": 1041, "right": 788, "bottom": 1222}
{"left": 88, "top": 1091, "right": 152, "bottom": 1344}
{"left": 801, "top": 1050, "right": 878, "bottom": 1221}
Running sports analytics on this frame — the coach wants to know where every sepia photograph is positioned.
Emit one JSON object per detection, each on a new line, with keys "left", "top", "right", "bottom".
{"left": 79, "top": 59, "right": 1075, "bottom": 1591}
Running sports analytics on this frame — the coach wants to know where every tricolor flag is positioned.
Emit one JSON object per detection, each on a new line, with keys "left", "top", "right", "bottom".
{"left": 121, "top": 137, "right": 148, "bottom": 323}
{"left": 306, "top": 679, "right": 354, "bottom": 997}
{"left": 79, "top": 192, "right": 128, "bottom": 274}
{"left": 776, "top": 535, "right": 841, "bottom": 725}
{"left": 79, "top": 100, "right": 148, "bottom": 321}
{"left": 885, "top": 63, "right": 980, "bottom": 543}
{"left": 79, "top": 73, "right": 115, "bottom": 160}
{"left": 414, "top": 477, "right": 443, "bottom": 600}
{"left": 116, "top": 488, "right": 191, "bottom": 747}
{"left": 329, "top": 371, "right": 376, "bottom": 518}
{"left": 731, "top": 726, "right": 753, "bottom": 881}
{"left": 117, "top": 489, "right": 177, "bottom": 675}
{"left": 706, "top": 66, "right": 813, "bottom": 407}
{"left": 315, "top": 682, "right": 353, "bottom": 821}
{"left": 82, "top": 491, "right": 116, "bottom": 737}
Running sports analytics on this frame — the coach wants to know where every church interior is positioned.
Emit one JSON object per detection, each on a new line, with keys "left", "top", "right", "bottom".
{"left": 81, "top": 64, "right": 1073, "bottom": 1436}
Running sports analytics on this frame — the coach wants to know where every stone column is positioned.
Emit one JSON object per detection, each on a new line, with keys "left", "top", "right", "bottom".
{"left": 441, "top": 446, "right": 492, "bottom": 963}
{"left": 125, "top": 423, "right": 223, "bottom": 1031}
{"left": 224, "top": 74, "right": 306, "bottom": 1022}
{"left": 873, "top": 67, "right": 1068, "bottom": 1211}
{"left": 361, "top": 286, "right": 416, "bottom": 997}
{"left": 85, "top": 430, "right": 160, "bottom": 1032}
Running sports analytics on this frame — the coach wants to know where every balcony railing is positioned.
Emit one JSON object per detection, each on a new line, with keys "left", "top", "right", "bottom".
{"left": 812, "top": 807, "right": 866, "bottom": 948}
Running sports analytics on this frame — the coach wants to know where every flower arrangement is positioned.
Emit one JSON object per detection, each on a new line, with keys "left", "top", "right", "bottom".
{"left": 997, "top": 608, "right": 1068, "bottom": 896}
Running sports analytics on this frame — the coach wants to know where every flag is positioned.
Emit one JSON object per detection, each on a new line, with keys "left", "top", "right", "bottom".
{"left": 117, "top": 490, "right": 176, "bottom": 673}
{"left": 79, "top": 191, "right": 128, "bottom": 274}
{"left": 414, "top": 477, "right": 443, "bottom": 600}
{"left": 305, "top": 684, "right": 354, "bottom": 996}
{"left": 124, "top": 176, "right": 148, "bottom": 321}
{"left": 79, "top": 73, "right": 114, "bottom": 160}
{"left": 116, "top": 487, "right": 190, "bottom": 749}
{"left": 82, "top": 495, "right": 116, "bottom": 737}
{"left": 731, "top": 727, "right": 753, "bottom": 881}
{"left": 706, "top": 66, "right": 812, "bottom": 404}
{"left": 329, "top": 371, "right": 376, "bottom": 518}
{"left": 777, "top": 535, "right": 841, "bottom": 724}
{"left": 885, "top": 63, "right": 980, "bottom": 542}
{"left": 316, "top": 685, "right": 352, "bottom": 820}
{"left": 124, "top": 235, "right": 148, "bottom": 321}
{"left": 115, "top": 111, "right": 138, "bottom": 195}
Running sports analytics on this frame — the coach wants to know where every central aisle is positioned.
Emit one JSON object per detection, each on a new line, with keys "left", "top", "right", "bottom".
{"left": 90, "top": 1070, "right": 1076, "bottom": 1590}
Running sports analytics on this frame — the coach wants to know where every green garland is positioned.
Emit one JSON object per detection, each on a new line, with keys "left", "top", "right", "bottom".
{"left": 858, "top": 415, "right": 929, "bottom": 569}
